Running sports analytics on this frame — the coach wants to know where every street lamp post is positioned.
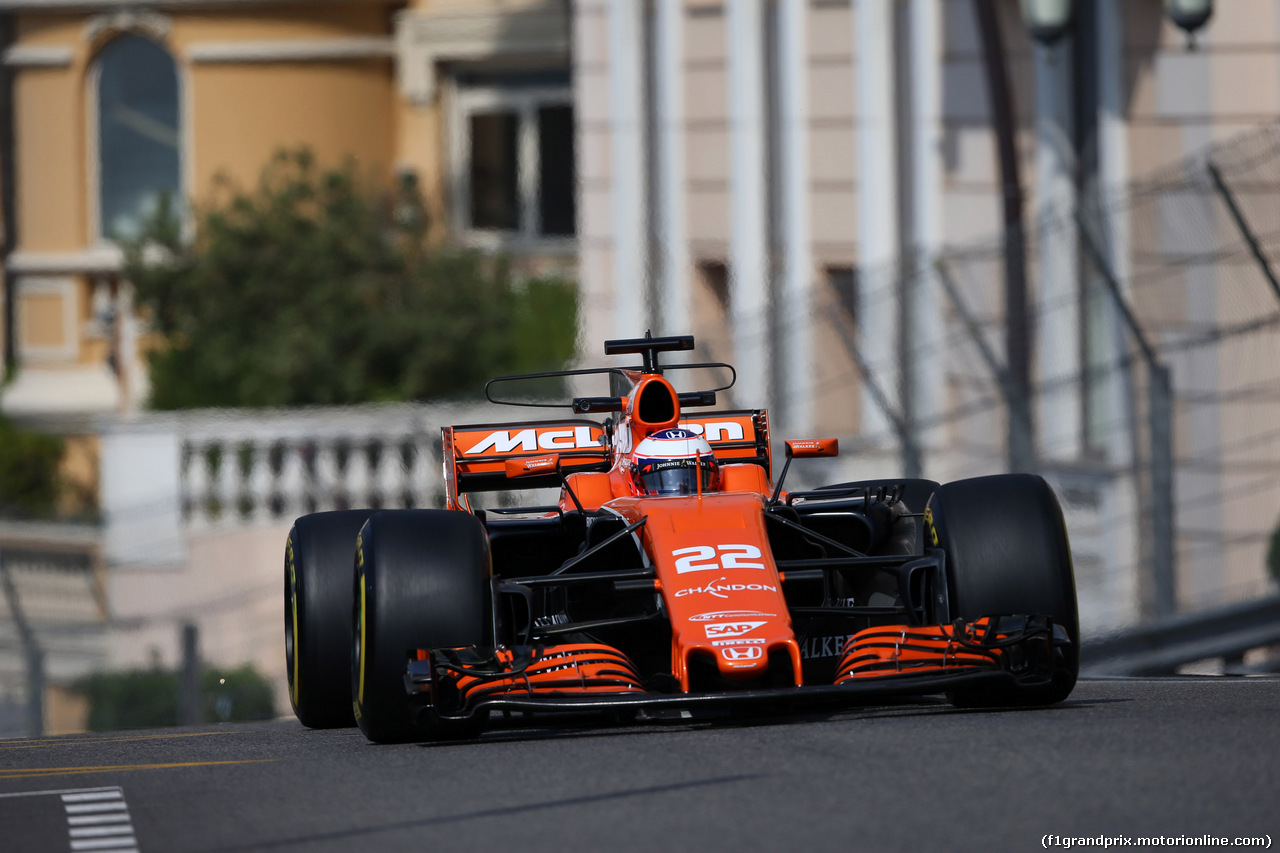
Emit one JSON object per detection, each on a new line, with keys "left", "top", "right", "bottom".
{"left": 1020, "top": 0, "right": 1074, "bottom": 46}
{"left": 1165, "top": 0, "right": 1213, "bottom": 47}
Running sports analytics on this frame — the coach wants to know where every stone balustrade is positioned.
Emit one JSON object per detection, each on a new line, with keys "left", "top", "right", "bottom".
{"left": 99, "top": 401, "right": 496, "bottom": 564}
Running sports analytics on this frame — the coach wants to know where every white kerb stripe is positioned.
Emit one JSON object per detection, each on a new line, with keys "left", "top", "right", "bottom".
{"left": 67, "top": 814, "right": 132, "bottom": 826}
{"left": 70, "top": 826, "right": 136, "bottom": 838}
{"left": 65, "top": 802, "right": 128, "bottom": 814}
{"left": 70, "top": 839, "right": 139, "bottom": 851}
{"left": 62, "top": 791, "right": 124, "bottom": 803}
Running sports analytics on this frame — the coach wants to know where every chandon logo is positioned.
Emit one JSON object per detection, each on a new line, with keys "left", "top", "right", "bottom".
{"left": 674, "top": 577, "right": 778, "bottom": 600}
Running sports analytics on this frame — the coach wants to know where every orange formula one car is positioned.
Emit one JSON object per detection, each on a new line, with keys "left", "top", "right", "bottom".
{"left": 285, "top": 335, "right": 1079, "bottom": 743}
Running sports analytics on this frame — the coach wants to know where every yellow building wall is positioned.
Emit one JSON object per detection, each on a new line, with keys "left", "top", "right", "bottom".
{"left": 173, "top": 4, "right": 398, "bottom": 194}
{"left": 169, "top": 3, "right": 390, "bottom": 43}
{"left": 397, "top": 97, "right": 447, "bottom": 242}
{"left": 11, "top": 6, "right": 398, "bottom": 252}
{"left": 6, "top": 5, "right": 400, "bottom": 380}
{"left": 190, "top": 62, "right": 395, "bottom": 197}
{"left": 14, "top": 65, "right": 87, "bottom": 251}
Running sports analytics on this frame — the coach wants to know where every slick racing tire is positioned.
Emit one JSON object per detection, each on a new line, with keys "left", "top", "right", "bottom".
{"left": 925, "top": 474, "right": 1079, "bottom": 707}
{"left": 285, "top": 510, "right": 372, "bottom": 729}
{"left": 353, "top": 510, "right": 492, "bottom": 744}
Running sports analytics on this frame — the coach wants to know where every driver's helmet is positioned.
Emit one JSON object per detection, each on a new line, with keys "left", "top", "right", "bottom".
{"left": 631, "top": 428, "right": 719, "bottom": 495}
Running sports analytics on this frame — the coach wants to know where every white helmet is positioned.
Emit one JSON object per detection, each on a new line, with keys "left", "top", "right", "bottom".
{"left": 631, "top": 428, "right": 719, "bottom": 495}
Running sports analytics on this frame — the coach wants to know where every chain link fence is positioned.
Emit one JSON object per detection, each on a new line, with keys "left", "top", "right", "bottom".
{"left": 811, "top": 124, "right": 1280, "bottom": 634}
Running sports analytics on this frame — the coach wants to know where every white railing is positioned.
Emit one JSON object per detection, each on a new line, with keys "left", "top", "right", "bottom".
{"left": 179, "top": 405, "right": 442, "bottom": 527}
{"left": 99, "top": 402, "right": 497, "bottom": 563}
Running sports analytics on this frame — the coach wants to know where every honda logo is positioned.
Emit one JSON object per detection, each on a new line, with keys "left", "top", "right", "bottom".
{"left": 720, "top": 646, "right": 763, "bottom": 662}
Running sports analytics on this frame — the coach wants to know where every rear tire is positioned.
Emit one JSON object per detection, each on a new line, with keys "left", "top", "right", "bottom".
{"left": 353, "top": 510, "right": 492, "bottom": 743}
{"left": 285, "top": 510, "right": 372, "bottom": 729}
{"left": 925, "top": 474, "right": 1079, "bottom": 707}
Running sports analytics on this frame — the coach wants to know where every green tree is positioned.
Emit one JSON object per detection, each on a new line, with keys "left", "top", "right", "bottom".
{"left": 125, "top": 149, "right": 576, "bottom": 409}
{"left": 75, "top": 663, "right": 276, "bottom": 731}
{"left": 0, "top": 416, "right": 64, "bottom": 518}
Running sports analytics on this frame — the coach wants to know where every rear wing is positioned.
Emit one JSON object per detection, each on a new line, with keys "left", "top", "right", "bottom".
{"left": 444, "top": 420, "right": 610, "bottom": 500}
{"left": 677, "top": 410, "right": 771, "bottom": 473}
{"left": 443, "top": 409, "right": 771, "bottom": 506}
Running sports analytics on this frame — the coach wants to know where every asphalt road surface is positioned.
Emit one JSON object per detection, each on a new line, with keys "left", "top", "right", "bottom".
{"left": 1, "top": 678, "right": 1276, "bottom": 852}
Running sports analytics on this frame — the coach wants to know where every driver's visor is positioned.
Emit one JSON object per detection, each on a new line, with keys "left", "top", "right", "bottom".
{"left": 637, "top": 459, "right": 716, "bottom": 495}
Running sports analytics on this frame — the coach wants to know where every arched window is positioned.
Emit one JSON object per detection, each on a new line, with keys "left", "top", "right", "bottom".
{"left": 95, "top": 33, "right": 181, "bottom": 241}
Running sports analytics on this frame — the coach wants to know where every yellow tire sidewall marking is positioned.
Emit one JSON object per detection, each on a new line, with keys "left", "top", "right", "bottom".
{"left": 356, "top": 566, "right": 367, "bottom": 714}
{"left": 287, "top": 536, "right": 300, "bottom": 708}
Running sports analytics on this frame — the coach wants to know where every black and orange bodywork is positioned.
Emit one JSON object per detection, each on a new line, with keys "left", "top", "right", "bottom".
{"left": 407, "top": 335, "right": 1070, "bottom": 724}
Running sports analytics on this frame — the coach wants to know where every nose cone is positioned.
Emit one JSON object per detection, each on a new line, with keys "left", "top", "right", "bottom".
{"left": 619, "top": 492, "right": 804, "bottom": 690}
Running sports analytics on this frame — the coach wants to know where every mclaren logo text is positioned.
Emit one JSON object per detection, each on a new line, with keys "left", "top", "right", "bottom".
{"left": 465, "top": 427, "right": 602, "bottom": 455}
{"left": 676, "top": 421, "right": 747, "bottom": 442}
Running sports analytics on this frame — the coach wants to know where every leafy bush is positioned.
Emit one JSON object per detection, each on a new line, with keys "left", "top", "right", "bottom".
{"left": 0, "top": 416, "right": 64, "bottom": 518}
{"left": 76, "top": 663, "right": 276, "bottom": 731}
{"left": 204, "top": 665, "right": 276, "bottom": 724}
{"left": 125, "top": 149, "right": 577, "bottom": 409}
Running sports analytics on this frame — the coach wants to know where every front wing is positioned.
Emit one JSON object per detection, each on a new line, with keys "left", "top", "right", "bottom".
{"left": 405, "top": 616, "right": 1068, "bottom": 724}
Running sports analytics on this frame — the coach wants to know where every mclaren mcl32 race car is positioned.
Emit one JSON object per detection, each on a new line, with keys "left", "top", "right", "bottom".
{"left": 285, "top": 334, "right": 1079, "bottom": 743}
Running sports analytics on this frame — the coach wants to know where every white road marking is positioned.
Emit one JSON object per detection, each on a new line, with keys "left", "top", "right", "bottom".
{"left": 0, "top": 786, "right": 119, "bottom": 800}
{"left": 65, "top": 802, "right": 128, "bottom": 814}
{"left": 70, "top": 826, "right": 137, "bottom": 837}
{"left": 67, "top": 814, "right": 132, "bottom": 826}
{"left": 61, "top": 788, "right": 140, "bottom": 852}
{"left": 63, "top": 791, "right": 126, "bottom": 802}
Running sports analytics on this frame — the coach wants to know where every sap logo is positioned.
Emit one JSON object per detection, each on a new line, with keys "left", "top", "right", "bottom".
{"left": 674, "top": 577, "right": 778, "bottom": 600}
{"left": 720, "top": 646, "right": 763, "bottom": 662}
{"left": 676, "top": 421, "right": 747, "bottom": 442}
{"left": 705, "top": 621, "right": 766, "bottom": 639}
{"left": 465, "top": 427, "right": 602, "bottom": 455}
{"left": 711, "top": 638, "right": 766, "bottom": 647}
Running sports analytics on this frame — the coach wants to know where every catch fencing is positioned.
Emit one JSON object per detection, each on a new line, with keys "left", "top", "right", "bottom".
{"left": 809, "top": 124, "right": 1280, "bottom": 632}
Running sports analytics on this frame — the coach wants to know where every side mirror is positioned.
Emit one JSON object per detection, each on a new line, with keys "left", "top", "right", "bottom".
{"left": 785, "top": 439, "right": 839, "bottom": 459}
{"left": 505, "top": 454, "right": 560, "bottom": 479}
{"left": 771, "top": 439, "right": 839, "bottom": 505}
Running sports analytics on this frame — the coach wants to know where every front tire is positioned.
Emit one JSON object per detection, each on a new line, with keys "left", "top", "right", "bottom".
{"left": 926, "top": 474, "right": 1079, "bottom": 707}
{"left": 285, "top": 510, "right": 372, "bottom": 729}
{"left": 353, "top": 510, "right": 492, "bottom": 743}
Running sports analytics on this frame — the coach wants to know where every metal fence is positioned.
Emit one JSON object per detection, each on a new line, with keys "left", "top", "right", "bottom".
{"left": 815, "top": 124, "right": 1280, "bottom": 632}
